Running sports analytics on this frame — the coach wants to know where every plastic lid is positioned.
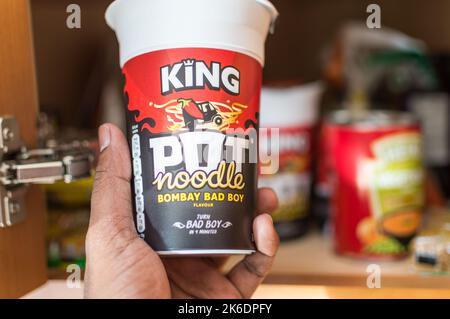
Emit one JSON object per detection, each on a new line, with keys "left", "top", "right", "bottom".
{"left": 260, "top": 82, "right": 323, "bottom": 127}
{"left": 105, "top": 0, "right": 279, "bottom": 67}
{"left": 256, "top": 0, "right": 279, "bottom": 33}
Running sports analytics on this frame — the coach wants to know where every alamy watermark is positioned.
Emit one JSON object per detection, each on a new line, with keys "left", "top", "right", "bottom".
{"left": 149, "top": 127, "right": 281, "bottom": 177}
{"left": 366, "top": 264, "right": 382, "bottom": 288}
{"left": 366, "top": 4, "right": 381, "bottom": 29}
{"left": 66, "top": 4, "right": 81, "bottom": 29}
{"left": 66, "top": 264, "right": 82, "bottom": 289}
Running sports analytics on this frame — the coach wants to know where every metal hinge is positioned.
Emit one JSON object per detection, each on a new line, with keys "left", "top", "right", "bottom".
{"left": 0, "top": 116, "right": 94, "bottom": 228}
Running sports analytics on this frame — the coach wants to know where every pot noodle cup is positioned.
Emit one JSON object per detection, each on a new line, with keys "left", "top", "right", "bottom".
{"left": 259, "top": 82, "right": 323, "bottom": 239}
{"left": 106, "top": 0, "right": 278, "bottom": 67}
{"left": 260, "top": 82, "right": 323, "bottom": 127}
{"left": 106, "top": 0, "right": 278, "bottom": 255}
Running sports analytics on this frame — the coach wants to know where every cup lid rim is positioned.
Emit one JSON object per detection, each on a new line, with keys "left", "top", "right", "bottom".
{"left": 106, "top": 0, "right": 279, "bottom": 30}
{"left": 256, "top": 0, "right": 279, "bottom": 20}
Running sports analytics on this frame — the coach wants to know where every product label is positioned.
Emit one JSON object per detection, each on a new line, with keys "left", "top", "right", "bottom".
{"left": 259, "top": 127, "right": 312, "bottom": 222}
{"left": 123, "top": 48, "right": 261, "bottom": 252}
{"left": 357, "top": 132, "right": 424, "bottom": 255}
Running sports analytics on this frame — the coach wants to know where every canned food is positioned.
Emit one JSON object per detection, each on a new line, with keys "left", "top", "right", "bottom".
{"left": 325, "top": 111, "right": 425, "bottom": 259}
{"left": 106, "top": 0, "right": 278, "bottom": 255}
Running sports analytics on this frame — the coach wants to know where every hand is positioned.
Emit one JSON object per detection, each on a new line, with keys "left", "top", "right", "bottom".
{"left": 84, "top": 124, "right": 279, "bottom": 299}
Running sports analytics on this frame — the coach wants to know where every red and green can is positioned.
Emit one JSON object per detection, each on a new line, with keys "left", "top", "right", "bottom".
{"left": 324, "top": 111, "right": 425, "bottom": 259}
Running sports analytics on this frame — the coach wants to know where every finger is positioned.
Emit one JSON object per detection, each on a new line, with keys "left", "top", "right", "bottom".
{"left": 226, "top": 213, "right": 279, "bottom": 298}
{"left": 205, "top": 256, "right": 229, "bottom": 269}
{"left": 209, "top": 188, "right": 279, "bottom": 269}
{"left": 163, "top": 258, "right": 241, "bottom": 299}
{"left": 89, "top": 124, "right": 134, "bottom": 232}
{"left": 256, "top": 188, "right": 278, "bottom": 216}
{"left": 169, "top": 282, "right": 195, "bottom": 299}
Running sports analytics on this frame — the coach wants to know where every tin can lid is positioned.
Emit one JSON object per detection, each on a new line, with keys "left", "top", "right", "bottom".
{"left": 327, "top": 110, "right": 418, "bottom": 130}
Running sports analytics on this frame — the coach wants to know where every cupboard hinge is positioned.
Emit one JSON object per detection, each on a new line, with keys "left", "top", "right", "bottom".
{"left": 0, "top": 116, "right": 94, "bottom": 228}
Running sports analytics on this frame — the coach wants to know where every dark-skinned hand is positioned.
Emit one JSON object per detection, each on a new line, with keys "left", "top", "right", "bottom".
{"left": 84, "top": 124, "right": 279, "bottom": 298}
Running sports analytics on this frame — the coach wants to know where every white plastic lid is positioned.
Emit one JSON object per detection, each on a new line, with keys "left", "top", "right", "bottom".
{"left": 105, "top": 0, "right": 278, "bottom": 67}
{"left": 260, "top": 82, "right": 324, "bottom": 127}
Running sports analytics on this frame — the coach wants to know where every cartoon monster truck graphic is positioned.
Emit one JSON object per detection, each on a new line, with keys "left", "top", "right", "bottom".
{"left": 178, "top": 98, "right": 223, "bottom": 131}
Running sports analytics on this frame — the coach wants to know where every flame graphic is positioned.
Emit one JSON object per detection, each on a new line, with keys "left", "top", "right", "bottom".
{"left": 144, "top": 99, "right": 249, "bottom": 133}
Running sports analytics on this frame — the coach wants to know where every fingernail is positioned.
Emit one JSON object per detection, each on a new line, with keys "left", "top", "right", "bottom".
{"left": 262, "top": 213, "right": 274, "bottom": 228}
{"left": 254, "top": 214, "right": 278, "bottom": 257}
{"left": 99, "top": 124, "right": 111, "bottom": 153}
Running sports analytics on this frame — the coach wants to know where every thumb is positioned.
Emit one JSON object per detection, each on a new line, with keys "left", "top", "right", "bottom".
{"left": 89, "top": 123, "right": 134, "bottom": 232}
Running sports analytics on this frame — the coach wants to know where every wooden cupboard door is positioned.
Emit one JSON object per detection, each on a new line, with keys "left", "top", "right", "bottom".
{"left": 0, "top": 0, "right": 47, "bottom": 298}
